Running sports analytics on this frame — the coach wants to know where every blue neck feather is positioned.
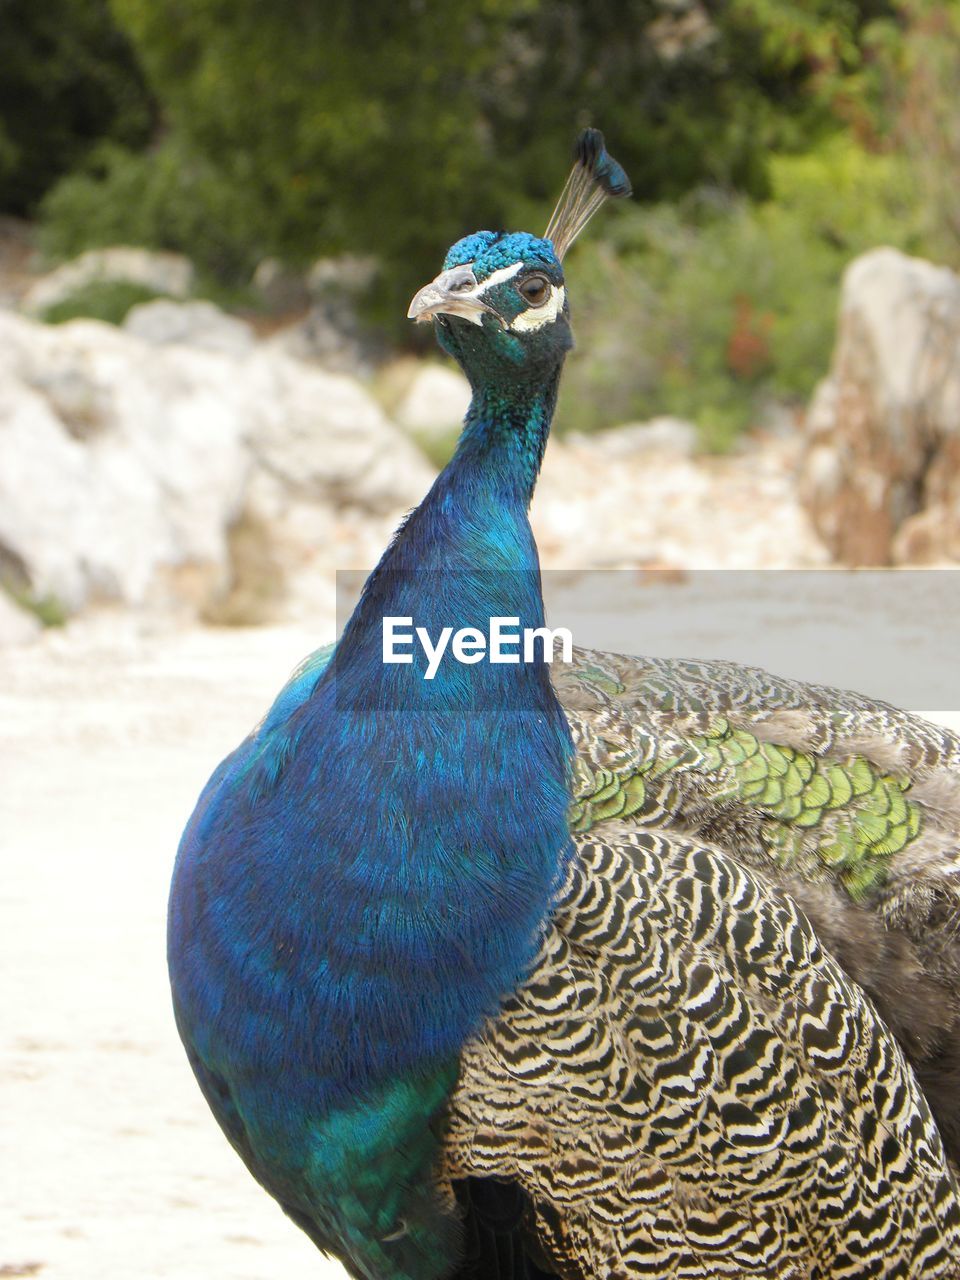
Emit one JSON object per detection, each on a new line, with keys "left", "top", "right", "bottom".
{"left": 453, "top": 378, "right": 559, "bottom": 502}
{"left": 170, "top": 368, "right": 573, "bottom": 1121}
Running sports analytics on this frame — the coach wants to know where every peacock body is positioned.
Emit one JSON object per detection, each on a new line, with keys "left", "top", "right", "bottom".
{"left": 168, "top": 133, "right": 960, "bottom": 1279}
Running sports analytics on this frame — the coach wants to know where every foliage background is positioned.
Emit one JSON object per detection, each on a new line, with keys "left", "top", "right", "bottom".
{"left": 2, "top": 0, "right": 956, "bottom": 445}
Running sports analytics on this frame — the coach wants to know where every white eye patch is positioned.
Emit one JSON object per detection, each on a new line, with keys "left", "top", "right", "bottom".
{"left": 458, "top": 260, "right": 566, "bottom": 331}
{"left": 476, "top": 262, "right": 525, "bottom": 291}
{"left": 436, "top": 261, "right": 525, "bottom": 326}
{"left": 508, "top": 284, "right": 566, "bottom": 332}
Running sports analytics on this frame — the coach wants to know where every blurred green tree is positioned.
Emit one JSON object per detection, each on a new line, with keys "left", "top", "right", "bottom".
{"left": 892, "top": 0, "right": 960, "bottom": 264}
{"left": 0, "top": 0, "right": 153, "bottom": 213}
{"left": 37, "top": 0, "right": 897, "bottom": 313}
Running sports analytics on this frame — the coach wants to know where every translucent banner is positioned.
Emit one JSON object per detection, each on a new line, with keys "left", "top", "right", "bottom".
{"left": 334, "top": 568, "right": 960, "bottom": 721}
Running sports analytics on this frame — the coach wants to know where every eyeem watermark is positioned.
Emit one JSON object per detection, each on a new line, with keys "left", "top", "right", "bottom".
{"left": 383, "top": 616, "right": 573, "bottom": 680}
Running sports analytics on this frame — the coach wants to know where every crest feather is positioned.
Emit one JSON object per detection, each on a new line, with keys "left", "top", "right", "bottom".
{"left": 544, "top": 128, "right": 632, "bottom": 261}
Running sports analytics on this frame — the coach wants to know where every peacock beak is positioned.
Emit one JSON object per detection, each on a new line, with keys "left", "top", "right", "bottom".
{"left": 407, "top": 264, "right": 493, "bottom": 326}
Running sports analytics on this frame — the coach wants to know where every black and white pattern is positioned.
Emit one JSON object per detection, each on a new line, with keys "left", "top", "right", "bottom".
{"left": 447, "top": 834, "right": 960, "bottom": 1278}
{"left": 443, "top": 650, "right": 960, "bottom": 1278}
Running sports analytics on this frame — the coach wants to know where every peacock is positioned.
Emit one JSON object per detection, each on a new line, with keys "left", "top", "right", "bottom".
{"left": 168, "top": 130, "right": 960, "bottom": 1280}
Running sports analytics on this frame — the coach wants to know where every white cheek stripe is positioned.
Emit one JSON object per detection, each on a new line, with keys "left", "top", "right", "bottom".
{"left": 476, "top": 261, "right": 524, "bottom": 292}
{"left": 460, "top": 260, "right": 564, "bottom": 331}
{"left": 450, "top": 260, "right": 525, "bottom": 325}
{"left": 509, "top": 284, "right": 566, "bottom": 332}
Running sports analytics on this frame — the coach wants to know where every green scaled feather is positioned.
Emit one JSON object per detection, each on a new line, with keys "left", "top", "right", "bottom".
{"left": 570, "top": 711, "right": 924, "bottom": 902}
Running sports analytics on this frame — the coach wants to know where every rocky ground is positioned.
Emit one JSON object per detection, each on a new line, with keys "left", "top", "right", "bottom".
{"left": 535, "top": 424, "right": 825, "bottom": 571}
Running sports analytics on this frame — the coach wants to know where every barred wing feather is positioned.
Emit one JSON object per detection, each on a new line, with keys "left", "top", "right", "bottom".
{"left": 445, "top": 649, "right": 960, "bottom": 1279}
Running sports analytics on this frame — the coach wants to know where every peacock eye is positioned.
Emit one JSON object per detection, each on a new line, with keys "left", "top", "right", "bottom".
{"left": 518, "top": 274, "right": 550, "bottom": 307}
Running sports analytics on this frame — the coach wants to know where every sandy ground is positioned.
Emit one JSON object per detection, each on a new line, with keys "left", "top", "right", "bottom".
{"left": 4, "top": 604, "right": 959, "bottom": 1280}
{"left": 2, "top": 619, "right": 348, "bottom": 1280}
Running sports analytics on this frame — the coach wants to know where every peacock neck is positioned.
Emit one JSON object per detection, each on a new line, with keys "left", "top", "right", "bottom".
{"left": 451, "top": 369, "right": 561, "bottom": 507}
{"left": 333, "top": 369, "right": 563, "bottom": 701}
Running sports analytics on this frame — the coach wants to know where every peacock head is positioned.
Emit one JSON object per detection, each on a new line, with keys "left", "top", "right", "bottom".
{"left": 408, "top": 129, "right": 631, "bottom": 389}
{"left": 409, "top": 231, "right": 569, "bottom": 383}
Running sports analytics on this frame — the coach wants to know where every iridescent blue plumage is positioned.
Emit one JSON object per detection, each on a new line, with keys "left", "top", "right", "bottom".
{"left": 169, "top": 228, "right": 582, "bottom": 1280}
{"left": 444, "top": 231, "right": 559, "bottom": 275}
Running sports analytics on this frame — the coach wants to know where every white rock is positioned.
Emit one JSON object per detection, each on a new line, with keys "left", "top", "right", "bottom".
{"left": 0, "top": 315, "right": 249, "bottom": 613}
{"left": 0, "top": 590, "right": 41, "bottom": 646}
{"left": 22, "top": 247, "right": 195, "bottom": 315}
{"left": 535, "top": 430, "right": 827, "bottom": 571}
{"left": 0, "top": 312, "right": 433, "bottom": 621}
{"left": 393, "top": 363, "right": 471, "bottom": 434}
{"left": 124, "top": 299, "right": 255, "bottom": 355}
{"left": 252, "top": 258, "right": 309, "bottom": 311}
{"left": 800, "top": 247, "right": 960, "bottom": 564}
{"left": 575, "top": 416, "right": 698, "bottom": 458}
{"left": 264, "top": 308, "right": 375, "bottom": 377}
{"left": 241, "top": 350, "right": 432, "bottom": 513}
{"left": 0, "top": 289, "right": 836, "bottom": 632}
{"left": 307, "top": 255, "right": 378, "bottom": 299}
{"left": 255, "top": 255, "right": 382, "bottom": 376}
